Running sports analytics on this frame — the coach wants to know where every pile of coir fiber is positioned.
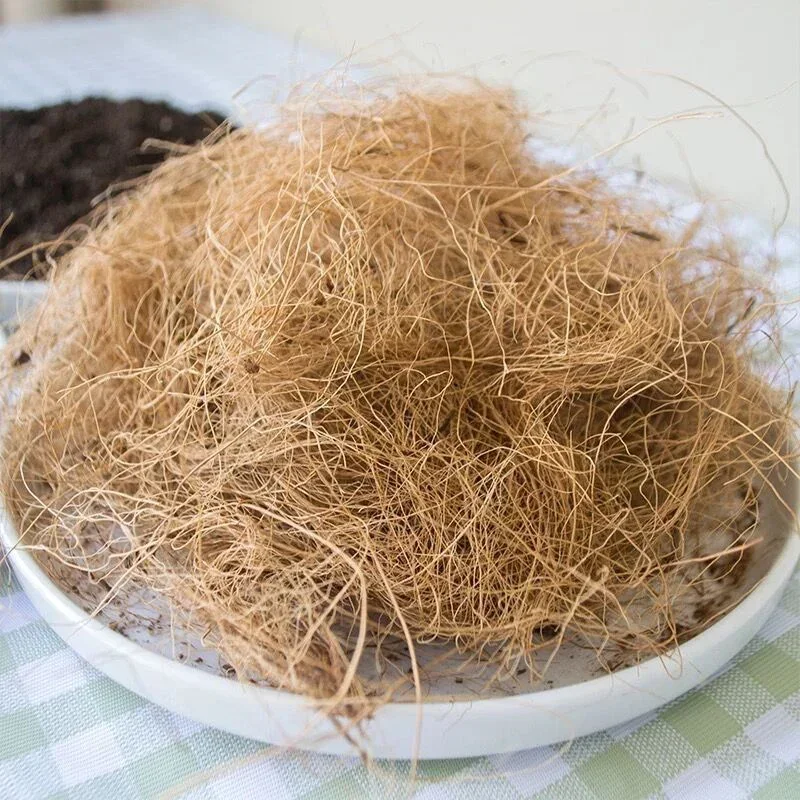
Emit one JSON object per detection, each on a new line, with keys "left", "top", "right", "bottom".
{"left": 1, "top": 83, "right": 795, "bottom": 714}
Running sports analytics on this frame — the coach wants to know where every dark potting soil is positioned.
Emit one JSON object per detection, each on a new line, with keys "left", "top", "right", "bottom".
{"left": 0, "top": 97, "right": 228, "bottom": 278}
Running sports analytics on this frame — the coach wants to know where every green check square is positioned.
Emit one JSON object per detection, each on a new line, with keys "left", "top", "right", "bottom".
{"left": 130, "top": 740, "right": 198, "bottom": 797}
{"left": 65, "top": 771, "right": 140, "bottom": 800}
{"left": 536, "top": 772, "right": 597, "bottom": 800}
{"left": 753, "top": 767, "right": 800, "bottom": 800}
{"left": 5, "top": 621, "right": 63, "bottom": 665}
{"left": 0, "top": 707, "right": 47, "bottom": 760}
{"left": 740, "top": 644, "right": 800, "bottom": 701}
{"left": 36, "top": 678, "right": 144, "bottom": 741}
{"left": 0, "top": 638, "right": 14, "bottom": 675}
{"left": 661, "top": 692, "right": 741, "bottom": 755}
{"left": 535, "top": 772, "right": 596, "bottom": 800}
{"left": 414, "top": 757, "right": 475, "bottom": 781}
{"left": 574, "top": 743, "right": 660, "bottom": 800}
{"left": 299, "top": 770, "right": 374, "bottom": 799}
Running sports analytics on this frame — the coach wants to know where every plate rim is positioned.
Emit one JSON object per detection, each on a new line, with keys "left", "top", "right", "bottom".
{"left": 2, "top": 502, "right": 798, "bottom": 757}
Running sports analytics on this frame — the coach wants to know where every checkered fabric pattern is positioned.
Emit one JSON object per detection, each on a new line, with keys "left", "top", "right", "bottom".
{"left": 1, "top": 7, "right": 799, "bottom": 799}
{"left": 1, "top": 567, "right": 799, "bottom": 800}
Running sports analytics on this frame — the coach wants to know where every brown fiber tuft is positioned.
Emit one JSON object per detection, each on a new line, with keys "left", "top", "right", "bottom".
{"left": 2, "top": 81, "right": 795, "bottom": 716}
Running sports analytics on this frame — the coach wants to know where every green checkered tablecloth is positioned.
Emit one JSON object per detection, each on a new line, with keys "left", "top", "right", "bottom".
{"left": 1, "top": 565, "right": 799, "bottom": 799}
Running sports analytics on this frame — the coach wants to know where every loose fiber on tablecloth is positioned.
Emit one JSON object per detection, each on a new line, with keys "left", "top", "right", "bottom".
{"left": 0, "top": 80, "right": 796, "bottom": 724}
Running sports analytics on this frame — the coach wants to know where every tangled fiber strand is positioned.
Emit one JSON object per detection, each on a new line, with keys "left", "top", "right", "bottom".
{"left": 1, "top": 82, "right": 795, "bottom": 712}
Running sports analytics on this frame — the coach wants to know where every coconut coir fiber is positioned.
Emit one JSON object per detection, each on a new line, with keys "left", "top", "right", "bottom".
{"left": 1, "top": 83, "right": 794, "bottom": 717}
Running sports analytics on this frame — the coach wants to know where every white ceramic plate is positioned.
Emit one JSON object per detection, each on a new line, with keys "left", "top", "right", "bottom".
{"left": 1, "top": 281, "right": 798, "bottom": 759}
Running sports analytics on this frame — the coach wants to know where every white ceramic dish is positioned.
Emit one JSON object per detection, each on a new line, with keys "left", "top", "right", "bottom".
{"left": 0, "top": 281, "right": 798, "bottom": 759}
{"left": 2, "top": 508, "right": 797, "bottom": 759}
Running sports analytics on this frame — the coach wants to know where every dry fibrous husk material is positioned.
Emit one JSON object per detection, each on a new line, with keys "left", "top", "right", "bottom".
{"left": 1, "top": 82, "right": 795, "bottom": 713}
